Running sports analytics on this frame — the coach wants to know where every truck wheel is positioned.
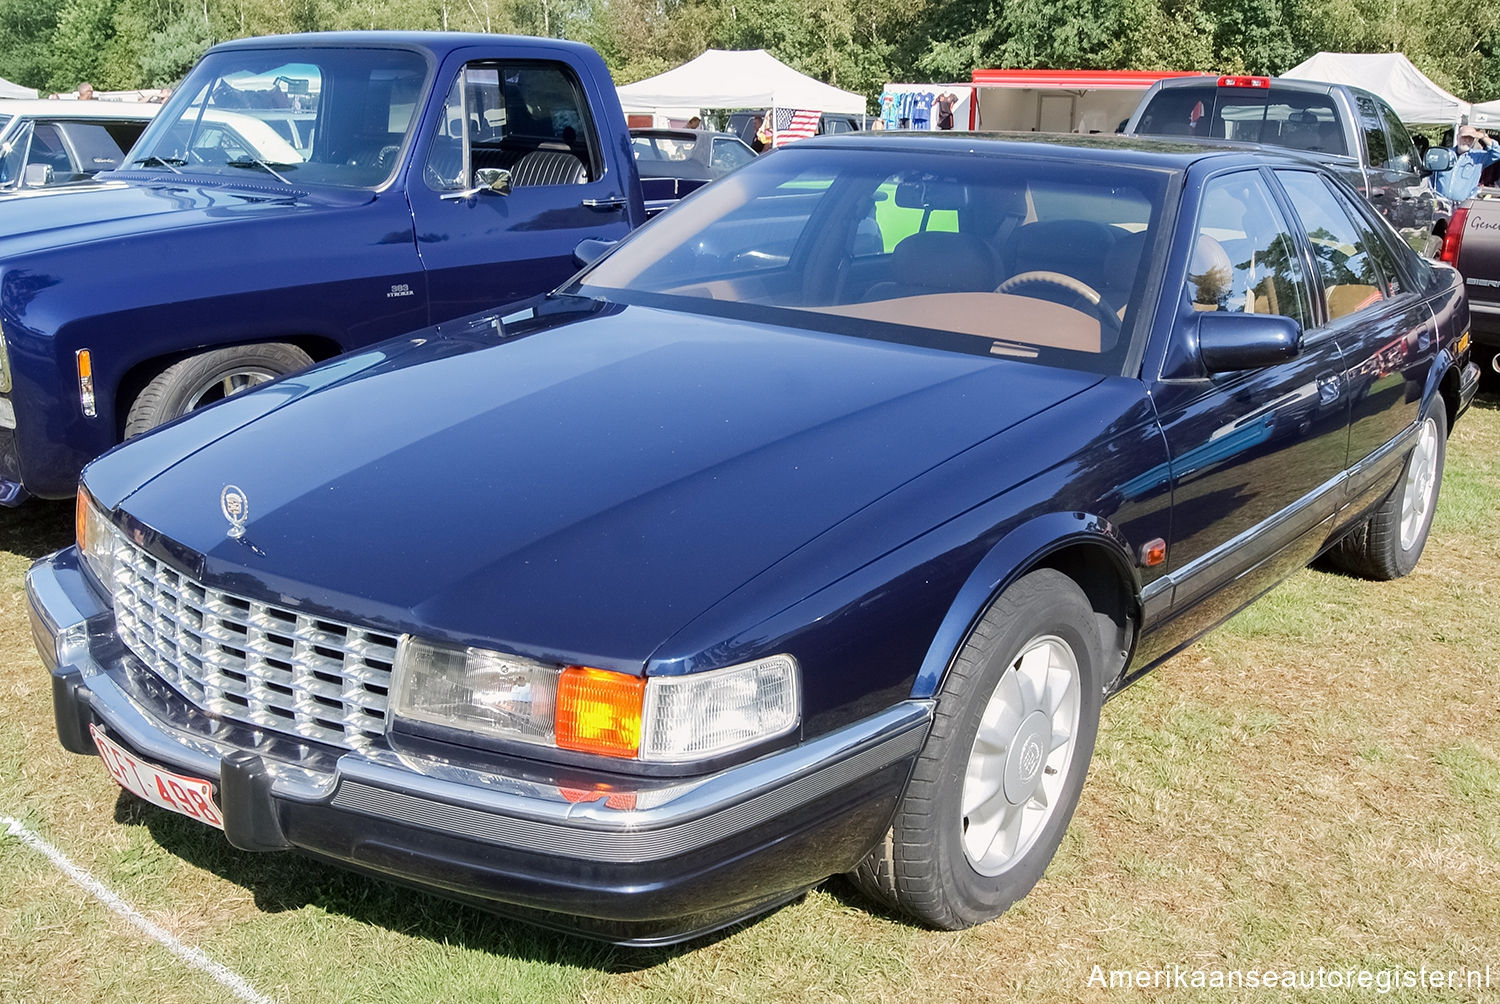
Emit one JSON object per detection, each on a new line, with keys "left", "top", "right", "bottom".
{"left": 1326, "top": 404, "right": 1446, "bottom": 580}
{"left": 124, "top": 343, "right": 313, "bottom": 438}
{"left": 850, "top": 568, "right": 1101, "bottom": 929}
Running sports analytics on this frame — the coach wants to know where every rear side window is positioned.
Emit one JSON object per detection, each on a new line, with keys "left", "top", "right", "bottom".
{"left": 1355, "top": 94, "right": 1388, "bottom": 167}
{"left": 1189, "top": 171, "right": 1312, "bottom": 330}
{"left": 710, "top": 138, "right": 755, "bottom": 171}
{"left": 1275, "top": 170, "right": 1386, "bottom": 322}
{"left": 1135, "top": 84, "right": 1346, "bottom": 155}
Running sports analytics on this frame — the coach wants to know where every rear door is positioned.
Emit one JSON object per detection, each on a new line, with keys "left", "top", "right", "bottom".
{"left": 407, "top": 53, "right": 636, "bottom": 322}
{"left": 1273, "top": 168, "right": 1432, "bottom": 499}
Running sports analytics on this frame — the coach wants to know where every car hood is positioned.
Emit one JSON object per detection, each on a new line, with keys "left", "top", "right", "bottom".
{"left": 0, "top": 176, "right": 364, "bottom": 254}
{"left": 101, "top": 302, "right": 1103, "bottom": 670}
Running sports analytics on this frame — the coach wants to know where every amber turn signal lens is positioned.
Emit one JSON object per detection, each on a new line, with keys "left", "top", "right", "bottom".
{"left": 555, "top": 666, "right": 645, "bottom": 758}
{"left": 75, "top": 488, "right": 89, "bottom": 550}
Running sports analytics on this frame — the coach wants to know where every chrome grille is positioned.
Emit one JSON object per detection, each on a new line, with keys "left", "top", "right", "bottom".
{"left": 110, "top": 540, "right": 397, "bottom": 750}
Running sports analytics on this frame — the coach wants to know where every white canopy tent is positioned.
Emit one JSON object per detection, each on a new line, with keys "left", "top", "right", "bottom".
{"left": 0, "top": 77, "right": 39, "bottom": 100}
{"left": 1280, "top": 52, "right": 1468, "bottom": 123}
{"left": 617, "top": 49, "right": 866, "bottom": 116}
{"left": 1473, "top": 99, "right": 1500, "bottom": 129}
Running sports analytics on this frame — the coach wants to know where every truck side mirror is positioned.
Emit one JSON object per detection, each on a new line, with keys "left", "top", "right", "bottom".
{"left": 573, "top": 238, "right": 617, "bottom": 268}
{"left": 474, "top": 167, "right": 511, "bottom": 195}
{"left": 1424, "top": 148, "right": 1456, "bottom": 173}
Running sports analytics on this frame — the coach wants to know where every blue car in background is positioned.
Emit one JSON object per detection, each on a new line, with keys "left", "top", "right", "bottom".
{"left": 31, "top": 134, "right": 1479, "bottom": 944}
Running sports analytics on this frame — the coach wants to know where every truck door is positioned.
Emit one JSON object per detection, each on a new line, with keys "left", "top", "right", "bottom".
{"left": 1353, "top": 93, "right": 1433, "bottom": 252}
{"left": 407, "top": 57, "right": 635, "bottom": 322}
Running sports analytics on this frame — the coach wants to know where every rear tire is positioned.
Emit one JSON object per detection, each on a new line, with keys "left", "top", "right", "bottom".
{"left": 124, "top": 343, "right": 312, "bottom": 438}
{"left": 1326, "top": 404, "right": 1446, "bottom": 580}
{"left": 850, "top": 569, "right": 1102, "bottom": 929}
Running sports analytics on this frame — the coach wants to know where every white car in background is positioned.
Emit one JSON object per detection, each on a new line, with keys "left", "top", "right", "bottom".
{"left": 0, "top": 100, "right": 159, "bottom": 194}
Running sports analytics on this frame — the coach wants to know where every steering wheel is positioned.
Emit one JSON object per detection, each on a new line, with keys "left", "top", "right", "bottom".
{"left": 995, "top": 270, "right": 1122, "bottom": 338}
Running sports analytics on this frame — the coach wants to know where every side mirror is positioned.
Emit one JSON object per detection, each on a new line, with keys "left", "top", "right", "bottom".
{"left": 474, "top": 167, "right": 511, "bottom": 195}
{"left": 1424, "top": 148, "right": 1456, "bottom": 173}
{"left": 573, "top": 237, "right": 617, "bottom": 268}
{"left": 1198, "top": 312, "right": 1303, "bottom": 373}
{"left": 22, "top": 163, "right": 54, "bottom": 187}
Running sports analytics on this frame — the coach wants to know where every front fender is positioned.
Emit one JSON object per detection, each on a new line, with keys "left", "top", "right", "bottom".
{"left": 910, "top": 511, "right": 1142, "bottom": 700}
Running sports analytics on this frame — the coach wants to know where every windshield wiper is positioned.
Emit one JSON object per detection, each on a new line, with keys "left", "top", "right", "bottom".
{"left": 128, "top": 155, "right": 185, "bottom": 174}
{"left": 225, "top": 158, "right": 295, "bottom": 185}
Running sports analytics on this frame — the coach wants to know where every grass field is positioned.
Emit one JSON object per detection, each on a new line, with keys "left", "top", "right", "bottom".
{"left": 2, "top": 394, "right": 1498, "bottom": 1003}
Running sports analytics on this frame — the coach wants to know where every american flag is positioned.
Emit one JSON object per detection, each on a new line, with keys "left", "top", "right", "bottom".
{"left": 773, "top": 108, "right": 820, "bottom": 146}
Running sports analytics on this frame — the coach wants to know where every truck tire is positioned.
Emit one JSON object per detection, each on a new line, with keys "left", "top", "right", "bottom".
{"left": 849, "top": 569, "right": 1101, "bottom": 929}
{"left": 1326, "top": 404, "right": 1446, "bottom": 580}
{"left": 124, "top": 343, "right": 313, "bottom": 438}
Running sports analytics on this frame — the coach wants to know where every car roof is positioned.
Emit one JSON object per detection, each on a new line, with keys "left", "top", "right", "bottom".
{"left": 630, "top": 128, "right": 743, "bottom": 140}
{"left": 0, "top": 100, "right": 160, "bottom": 121}
{"left": 209, "top": 30, "right": 602, "bottom": 60}
{"left": 791, "top": 130, "right": 1324, "bottom": 171}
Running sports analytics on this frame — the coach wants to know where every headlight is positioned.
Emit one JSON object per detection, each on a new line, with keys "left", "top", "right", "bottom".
{"left": 76, "top": 487, "right": 126, "bottom": 591}
{"left": 391, "top": 637, "right": 559, "bottom": 747}
{"left": 391, "top": 640, "right": 799, "bottom": 763}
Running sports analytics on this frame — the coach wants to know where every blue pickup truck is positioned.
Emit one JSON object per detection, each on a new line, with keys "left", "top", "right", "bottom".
{"left": 0, "top": 31, "right": 649, "bottom": 503}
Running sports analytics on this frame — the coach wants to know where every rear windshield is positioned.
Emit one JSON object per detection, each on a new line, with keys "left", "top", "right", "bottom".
{"left": 570, "top": 146, "right": 1169, "bottom": 375}
{"left": 1135, "top": 84, "right": 1347, "bottom": 156}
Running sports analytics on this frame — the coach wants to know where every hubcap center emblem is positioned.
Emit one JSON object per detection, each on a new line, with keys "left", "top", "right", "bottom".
{"left": 1004, "top": 710, "right": 1052, "bottom": 804}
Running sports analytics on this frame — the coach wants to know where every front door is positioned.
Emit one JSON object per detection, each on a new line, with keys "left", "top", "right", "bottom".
{"left": 407, "top": 57, "right": 634, "bottom": 323}
{"left": 1141, "top": 169, "right": 1350, "bottom": 661}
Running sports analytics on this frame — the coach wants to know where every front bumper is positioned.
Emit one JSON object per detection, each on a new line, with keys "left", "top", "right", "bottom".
{"left": 29, "top": 548, "right": 931, "bottom": 945}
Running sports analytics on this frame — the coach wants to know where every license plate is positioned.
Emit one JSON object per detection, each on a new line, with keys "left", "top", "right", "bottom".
{"left": 90, "top": 724, "right": 224, "bottom": 830}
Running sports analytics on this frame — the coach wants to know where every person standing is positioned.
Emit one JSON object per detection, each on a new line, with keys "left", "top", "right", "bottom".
{"left": 77, "top": 82, "right": 95, "bottom": 100}
{"left": 1432, "top": 126, "right": 1500, "bottom": 202}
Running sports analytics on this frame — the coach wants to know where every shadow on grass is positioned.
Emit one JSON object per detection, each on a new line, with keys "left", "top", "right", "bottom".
{"left": 0, "top": 499, "right": 75, "bottom": 561}
{"left": 111, "top": 791, "right": 791, "bottom": 973}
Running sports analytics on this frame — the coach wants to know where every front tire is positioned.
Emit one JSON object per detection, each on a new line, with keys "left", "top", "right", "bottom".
{"left": 1327, "top": 404, "right": 1446, "bottom": 580}
{"left": 124, "top": 343, "right": 313, "bottom": 438}
{"left": 851, "top": 569, "right": 1102, "bottom": 929}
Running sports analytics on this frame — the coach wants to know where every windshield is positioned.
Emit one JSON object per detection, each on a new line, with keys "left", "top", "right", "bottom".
{"left": 126, "top": 47, "right": 429, "bottom": 188}
{"left": 570, "top": 146, "right": 1168, "bottom": 373}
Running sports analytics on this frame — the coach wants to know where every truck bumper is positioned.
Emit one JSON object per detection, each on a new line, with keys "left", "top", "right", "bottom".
{"left": 1472, "top": 301, "right": 1500, "bottom": 346}
{"left": 28, "top": 548, "right": 930, "bottom": 945}
{"left": 1458, "top": 361, "right": 1481, "bottom": 419}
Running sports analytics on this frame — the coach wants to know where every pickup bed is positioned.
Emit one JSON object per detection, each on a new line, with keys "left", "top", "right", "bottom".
{"left": 1126, "top": 75, "right": 1443, "bottom": 255}
{"left": 1439, "top": 186, "right": 1500, "bottom": 376}
{"left": 0, "top": 31, "right": 650, "bottom": 502}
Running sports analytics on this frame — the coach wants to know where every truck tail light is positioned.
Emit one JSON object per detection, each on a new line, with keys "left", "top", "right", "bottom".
{"left": 1217, "top": 75, "right": 1271, "bottom": 88}
{"left": 1439, "top": 207, "right": 1469, "bottom": 265}
{"left": 555, "top": 666, "right": 645, "bottom": 758}
{"left": 75, "top": 349, "right": 96, "bottom": 418}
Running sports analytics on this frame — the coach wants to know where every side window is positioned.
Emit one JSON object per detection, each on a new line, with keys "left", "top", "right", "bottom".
{"left": 1188, "top": 172, "right": 1312, "bottom": 331}
{"left": 424, "top": 61, "right": 597, "bottom": 193}
{"left": 709, "top": 138, "right": 755, "bottom": 172}
{"left": 1275, "top": 170, "right": 1387, "bottom": 321}
{"left": 1355, "top": 94, "right": 1388, "bottom": 167}
{"left": 0, "top": 122, "right": 31, "bottom": 184}
{"left": 1377, "top": 100, "right": 1418, "bottom": 174}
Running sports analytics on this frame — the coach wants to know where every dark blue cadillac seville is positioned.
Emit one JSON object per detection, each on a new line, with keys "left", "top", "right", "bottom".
{"left": 29, "top": 134, "right": 1481, "bottom": 944}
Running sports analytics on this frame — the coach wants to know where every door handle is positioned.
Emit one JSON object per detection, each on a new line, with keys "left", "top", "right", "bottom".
{"left": 582, "top": 196, "right": 628, "bottom": 211}
{"left": 1317, "top": 374, "right": 1342, "bottom": 404}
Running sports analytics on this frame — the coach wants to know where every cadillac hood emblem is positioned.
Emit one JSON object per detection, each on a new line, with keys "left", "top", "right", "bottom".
{"left": 220, "top": 485, "right": 249, "bottom": 538}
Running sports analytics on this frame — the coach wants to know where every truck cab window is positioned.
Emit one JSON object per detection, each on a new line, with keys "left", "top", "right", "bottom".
{"left": 424, "top": 61, "right": 598, "bottom": 193}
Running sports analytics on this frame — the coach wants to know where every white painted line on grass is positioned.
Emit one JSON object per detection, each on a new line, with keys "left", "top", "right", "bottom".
{"left": 2, "top": 816, "right": 279, "bottom": 1004}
